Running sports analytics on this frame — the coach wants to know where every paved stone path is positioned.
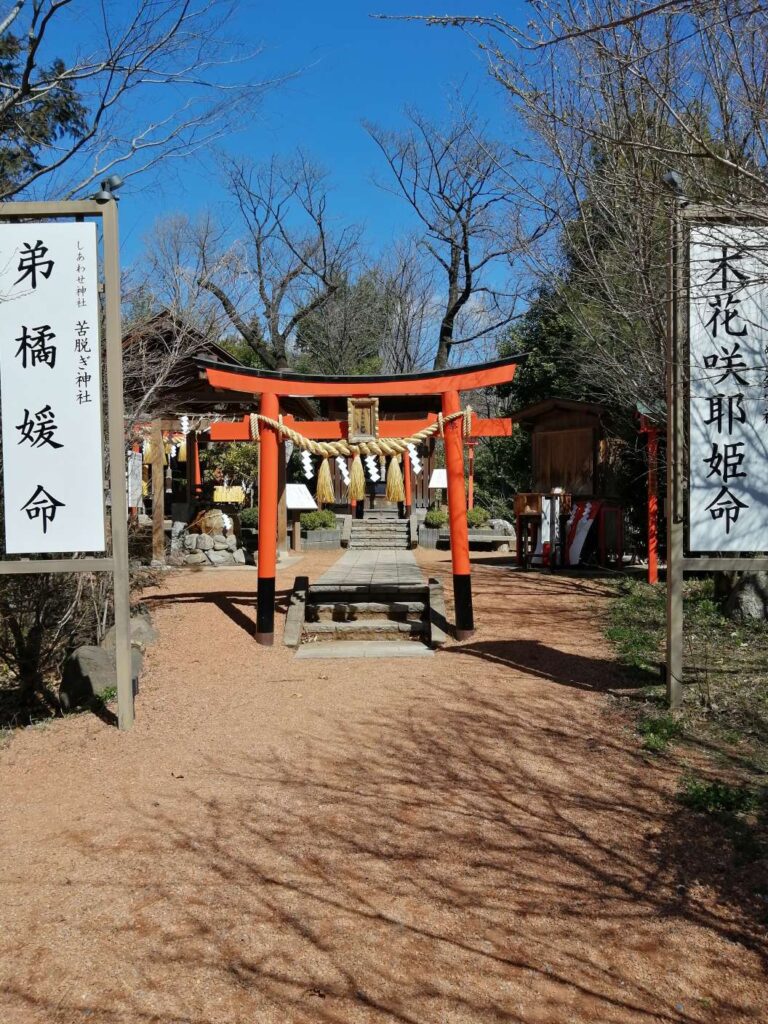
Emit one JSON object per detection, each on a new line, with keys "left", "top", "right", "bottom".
{"left": 316, "top": 548, "right": 425, "bottom": 588}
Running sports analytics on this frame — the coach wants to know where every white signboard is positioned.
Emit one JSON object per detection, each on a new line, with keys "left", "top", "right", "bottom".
{"left": 0, "top": 223, "right": 105, "bottom": 553}
{"left": 689, "top": 225, "right": 768, "bottom": 551}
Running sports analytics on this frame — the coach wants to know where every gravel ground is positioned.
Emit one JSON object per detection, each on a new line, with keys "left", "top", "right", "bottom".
{"left": 0, "top": 549, "right": 765, "bottom": 1024}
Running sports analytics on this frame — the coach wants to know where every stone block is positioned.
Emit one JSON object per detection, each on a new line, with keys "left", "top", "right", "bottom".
{"left": 418, "top": 526, "right": 439, "bottom": 549}
{"left": 185, "top": 551, "right": 206, "bottom": 564}
{"left": 725, "top": 572, "right": 768, "bottom": 621}
{"left": 284, "top": 575, "right": 309, "bottom": 648}
{"left": 205, "top": 549, "right": 233, "bottom": 565}
{"left": 183, "top": 533, "right": 197, "bottom": 551}
{"left": 196, "top": 533, "right": 213, "bottom": 551}
{"left": 226, "top": 535, "right": 238, "bottom": 551}
{"left": 170, "top": 521, "right": 186, "bottom": 553}
{"left": 233, "top": 548, "right": 246, "bottom": 564}
{"left": 302, "top": 529, "right": 341, "bottom": 550}
{"left": 212, "top": 533, "right": 228, "bottom": 550}
{"left": 60, "top": 645, "right": 142, "bottom": 710}
{"left": 101, "top": 611, "right": 157, "bottom": 653}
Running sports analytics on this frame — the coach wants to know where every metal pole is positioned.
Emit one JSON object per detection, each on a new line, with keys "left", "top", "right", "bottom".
{"left": 666, "top": 199, "right": 685, "bottom": 708}
{"left": 102, "top": 200, "right": 134, "bottom": 731}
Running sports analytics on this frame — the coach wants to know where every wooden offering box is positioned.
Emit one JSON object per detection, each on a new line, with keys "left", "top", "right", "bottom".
{"left": 514, "top": 492, "right": 542, "bottom": 516}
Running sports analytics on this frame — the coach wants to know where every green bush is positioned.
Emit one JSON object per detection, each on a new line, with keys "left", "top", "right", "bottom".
{"left": 424, "top": 508, "right": 448, "bottom": 528}
{"left": 239, "top": 507, "right": 259, "bottom": 529}
{"left": 301, "top": 510, "right": 337, "bottom": 531}
{"left": 637, "top": 714, "right": 683, "bottom": 752}
{"left": 678, "top": 776, "right": 759, "bottom": 816}
{"left": 466, "top": 507, "right": 490, "bottom": 528}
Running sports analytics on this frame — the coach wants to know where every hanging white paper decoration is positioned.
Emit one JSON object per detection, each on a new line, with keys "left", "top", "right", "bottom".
{"left": 336, "top": 455, "right": 350, "bottom": 485}
{"left": 407, "top": 442, "right": 422, "bottom": 476}
{"left": 301, "top": 450, "right": 314, "bottom": 480}
{"left": 180, "top": 414, "right": 190, "bottom": 436}
{"left": 365, "top": 454, "right": 380, "bottom": 482}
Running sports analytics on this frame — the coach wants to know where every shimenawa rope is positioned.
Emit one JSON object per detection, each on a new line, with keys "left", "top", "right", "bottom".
{"left": 248, "top": 407, "right": 472, "bottom": 457}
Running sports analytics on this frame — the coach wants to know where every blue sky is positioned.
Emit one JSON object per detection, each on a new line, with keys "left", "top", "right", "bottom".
{"left": 113, "top": 1, "right": 517, "bottom": 264}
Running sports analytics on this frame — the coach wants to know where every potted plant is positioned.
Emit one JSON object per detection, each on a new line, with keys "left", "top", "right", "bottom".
{"left": 300, "top": 509, "right": 341, "bottom": 549}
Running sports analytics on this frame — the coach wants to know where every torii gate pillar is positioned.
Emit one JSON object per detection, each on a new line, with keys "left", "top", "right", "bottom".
{"left": 443, "top": 389, "right": 474, "bottom": 638}
{"left": 256, "top": 392, "right": 279, "bottom": 643}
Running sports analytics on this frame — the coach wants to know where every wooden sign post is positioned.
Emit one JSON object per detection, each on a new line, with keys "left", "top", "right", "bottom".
{"left": 666, "top": 201, "right": 768, "bottom": 708}
{"left": 0, "top": 199, "right": 133, "bottom": 730}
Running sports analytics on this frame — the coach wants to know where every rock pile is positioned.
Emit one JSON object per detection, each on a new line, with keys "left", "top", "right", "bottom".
{"left": 171, "top": 508, "right": 248, "bottom": 566}
{"left": 181, "top": 530, "right": 246, "bottom": 566}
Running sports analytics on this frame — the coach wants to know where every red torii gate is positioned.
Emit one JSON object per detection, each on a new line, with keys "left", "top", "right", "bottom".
{"left": 199, "top": 355, "right": 524, "bottom": 645}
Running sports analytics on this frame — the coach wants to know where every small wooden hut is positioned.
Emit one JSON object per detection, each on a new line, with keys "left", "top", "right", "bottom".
{"left": 510, "top": 398, "right": 610, "bottom": 498}
{"left": 510, "top": 399, "right": 623, "bottom": 567}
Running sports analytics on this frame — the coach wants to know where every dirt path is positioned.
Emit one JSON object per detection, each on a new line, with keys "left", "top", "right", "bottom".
{"left": 0, "top": 551, "right": 765, "bottom": 1024}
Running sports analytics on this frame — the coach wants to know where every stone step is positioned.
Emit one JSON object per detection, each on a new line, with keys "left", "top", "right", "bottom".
{"left": 349, "top": 535, "right": 409, "bottom": 542}
{"left": 306, "top": 600, "right": 426, "bottom": 623}
{"left": 350, "top": 527, "right": 409, "bottom": 533}
{"left": 350, "top": 537, "right": 409, "bottom": 543}
{"left": 350, "top": 533, "right": 409, "bottom": 540}
{"left": 303, "top": 619, "right": 427, "bottom": 641}
{"left": 349, "top": 543, "right": 409, "bottom": 550}
{"left": 351, "top": 526, "right": 409, "bottom": 533}
{"left": 349, "top": 537, "right": 409, "bottom": 543}
{"left": 308, "top": 586, "right": 429, "bottom": 604}
{"left": 296, "top": 640, "right": 433, "bottom": 660}
{"left": 355, "top": 516, "right": 406, "bottom": 522}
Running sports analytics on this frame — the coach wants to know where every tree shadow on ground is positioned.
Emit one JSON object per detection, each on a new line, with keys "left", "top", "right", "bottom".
{"left": 7, "top": 678, "right": 765, "bottom": 1023}
{"left": 143, "top": 587, "right": 293, "bottom": 637}
{"left": 448, "top": 640, "right": 648, "bottom": 692}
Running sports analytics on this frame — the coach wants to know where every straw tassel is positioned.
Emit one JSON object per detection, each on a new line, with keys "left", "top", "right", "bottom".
{"left": 386, "top": 455, "right": 405, "bottom": 503}
{"left": 316, "top": 457, "right": 335, "bottom": 505}
{"left": 348, "top": 453, "right": 366, "bottom": 501}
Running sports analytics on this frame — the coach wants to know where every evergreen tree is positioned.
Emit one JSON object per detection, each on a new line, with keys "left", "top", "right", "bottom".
{"left": 0, "top": 31, "right": 87, "bottom": 194}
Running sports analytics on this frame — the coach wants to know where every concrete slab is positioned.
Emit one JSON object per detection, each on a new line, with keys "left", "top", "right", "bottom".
{"left": 295, "top": 640, "right": 434, "bottom": 659}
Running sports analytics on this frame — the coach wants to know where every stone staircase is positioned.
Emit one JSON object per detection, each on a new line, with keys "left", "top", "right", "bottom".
{"left": 303, "top": 588, "right": 428, "bottom": 643}
{"left": 283, "top": 561, "right": 449, "bottom": 658}
{"left": 349, "top": 514, "right": 410, "bottom": 549}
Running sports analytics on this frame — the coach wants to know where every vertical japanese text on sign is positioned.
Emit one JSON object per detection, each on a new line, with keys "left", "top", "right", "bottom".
{"left": 0, "top": 223, "right": 106, "bottom": 554}
{"left": 689, "top": 226, "right": 768, "bottom": 551}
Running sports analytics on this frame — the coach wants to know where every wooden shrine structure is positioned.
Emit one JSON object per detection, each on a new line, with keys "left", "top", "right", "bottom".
{"left": 197, "top": 355, "right": 526, "bottom": 644}
{"left": 509, "top": 399, "right": 624, "bottom": 569}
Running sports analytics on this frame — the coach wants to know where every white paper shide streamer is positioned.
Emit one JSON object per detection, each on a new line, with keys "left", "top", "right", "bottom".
{"left": 364, "top": 455, "right": 380, "bottom": 482}
{"left": 407, "top": 442, "right": 422, "bottom": 476}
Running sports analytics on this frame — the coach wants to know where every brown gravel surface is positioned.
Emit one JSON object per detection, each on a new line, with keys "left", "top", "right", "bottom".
{"left": 1, "top": 550, "right": 765, "bottom": 1024}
